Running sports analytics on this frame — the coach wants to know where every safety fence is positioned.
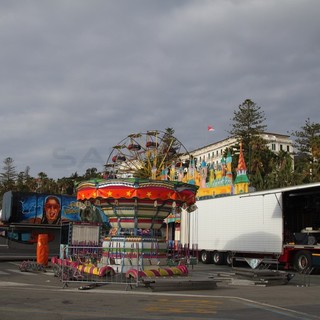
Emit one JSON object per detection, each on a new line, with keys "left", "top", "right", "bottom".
{"left": 51, "top": 242, "right": 197, "bottom": 289}
{"left": 52, "top": 245, "right": 137, "bottom": 288}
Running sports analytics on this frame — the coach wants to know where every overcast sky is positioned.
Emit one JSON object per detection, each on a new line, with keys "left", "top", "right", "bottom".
{"left": 1, "top": 0, "right": 319, "bottom": 179}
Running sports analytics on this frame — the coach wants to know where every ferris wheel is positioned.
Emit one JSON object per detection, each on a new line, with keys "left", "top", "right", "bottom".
{"left": 105, "top": 130, "right": 190, "bottom": 179}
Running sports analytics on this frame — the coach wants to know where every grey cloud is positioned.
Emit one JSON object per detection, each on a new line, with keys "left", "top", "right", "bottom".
{"left": 0, "top": 0, "right": 319, "bottom": 178}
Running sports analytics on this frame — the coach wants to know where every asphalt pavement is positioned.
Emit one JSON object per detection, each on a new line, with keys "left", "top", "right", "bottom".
{"left": 1, "top": 238, "right": 320, "bottom": 319}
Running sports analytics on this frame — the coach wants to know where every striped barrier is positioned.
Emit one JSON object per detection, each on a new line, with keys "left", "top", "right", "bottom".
{"left": 126, "top": 265, "right": 188, "bottom": 279}
{"left": 51, "top": 256, "right": 79, "bottom": 268}
{"left": 51, "top": 257, "right": 116, "bottom": 277}
{"left": 77, "top": 264, "right": 115, "bottom": 277}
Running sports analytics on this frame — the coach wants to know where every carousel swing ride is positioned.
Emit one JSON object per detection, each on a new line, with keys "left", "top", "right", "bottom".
{"left": 76, "top": 130, "right": 198, "bottom": 276}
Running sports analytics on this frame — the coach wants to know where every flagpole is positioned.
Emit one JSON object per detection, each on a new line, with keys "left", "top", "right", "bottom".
{"left": 207, "top": 125, "right": 215, "bottom": 146}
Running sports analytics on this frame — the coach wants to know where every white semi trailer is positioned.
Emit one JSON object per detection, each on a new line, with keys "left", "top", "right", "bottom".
{"left": 181, "top": 182, "right": 320, "bottom": 271}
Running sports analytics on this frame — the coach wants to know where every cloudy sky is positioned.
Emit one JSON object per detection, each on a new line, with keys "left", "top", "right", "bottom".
{"left": 1, "top": 0, "right": 319, "bottom": 179}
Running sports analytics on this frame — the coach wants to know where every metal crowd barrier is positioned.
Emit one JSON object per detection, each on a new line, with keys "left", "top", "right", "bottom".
{"left": 52, "top": 243, "right": 198, "bottom": 289}
{"left": 53, "top": 245, "right": 141, "bottom": 289}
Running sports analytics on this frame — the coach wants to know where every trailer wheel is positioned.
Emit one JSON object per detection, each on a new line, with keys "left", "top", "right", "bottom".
{"left": 225, "top": 252, "right": 233, "bottom": 266}
{"left": 294, "top": 250, "right": 312, "bottom": 272}
{"left": 212, "top": 251, "right": 225, "bottom": 265}
{"left": 200, "top": 250, "right": 212, "bottom": 264}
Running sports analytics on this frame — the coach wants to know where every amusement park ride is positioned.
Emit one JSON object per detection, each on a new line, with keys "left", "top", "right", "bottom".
{"left": 76, "top": 130, "right": 199, "bottom": 274}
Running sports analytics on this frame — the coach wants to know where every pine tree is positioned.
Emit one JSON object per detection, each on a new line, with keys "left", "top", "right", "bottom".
{"left": 228, "top": 99, "right": 268, "bottom": 185}
{"left": 0, "top": 157, "right": 17, "bottom": 193}
{"left": 227, "top": 99, "right": 295, "bottom": 190}
{"left": 228, "top": 99, "right": 267, "bottom": 145}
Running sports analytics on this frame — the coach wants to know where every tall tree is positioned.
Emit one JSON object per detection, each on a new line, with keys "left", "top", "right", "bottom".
{"left": 0, "top": 157, "right": 17, "bottom": 193}
{"left": 162, "top": 128, "right": 178, "bottom": 149}
{"left": 292, "top": 118, "right": 320, "bottom": 183}
{"left": 228, "top": 99, "right": 268, "bottom": 187}
{"left": 228, "top": 99, "right": 267, "bottom": 145}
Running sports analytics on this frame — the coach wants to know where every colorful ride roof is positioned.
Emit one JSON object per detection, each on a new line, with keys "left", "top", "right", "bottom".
{"left": 77, "top": 178, "right": 198, "bottom": 209}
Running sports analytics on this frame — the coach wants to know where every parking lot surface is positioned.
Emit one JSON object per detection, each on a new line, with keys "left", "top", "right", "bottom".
{"left": 1, "top": 256, "right": 320, "bottom": 319}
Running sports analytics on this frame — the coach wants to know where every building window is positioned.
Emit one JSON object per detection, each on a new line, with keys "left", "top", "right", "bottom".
{"left": 271, "top": 143, "right": 276, "bottom": 151}
{"left": 280, "top": 144, "right": 283, "bottom": 151}
{"left": 287, "top": 145, "right": 290, "bottom": 152}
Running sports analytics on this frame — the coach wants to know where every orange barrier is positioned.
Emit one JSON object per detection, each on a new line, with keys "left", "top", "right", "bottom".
{"left": 37, "top": 234, "right": 49, "bottom": 266}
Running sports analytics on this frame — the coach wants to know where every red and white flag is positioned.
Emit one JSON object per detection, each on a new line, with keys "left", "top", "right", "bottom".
{"left": 207, "top": 125, "right": 215, "bottom": 132}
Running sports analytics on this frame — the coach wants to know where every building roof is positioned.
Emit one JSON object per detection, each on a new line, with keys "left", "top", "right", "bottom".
{"left": 189, "top": 131, "right": 291, "bottom": 153}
